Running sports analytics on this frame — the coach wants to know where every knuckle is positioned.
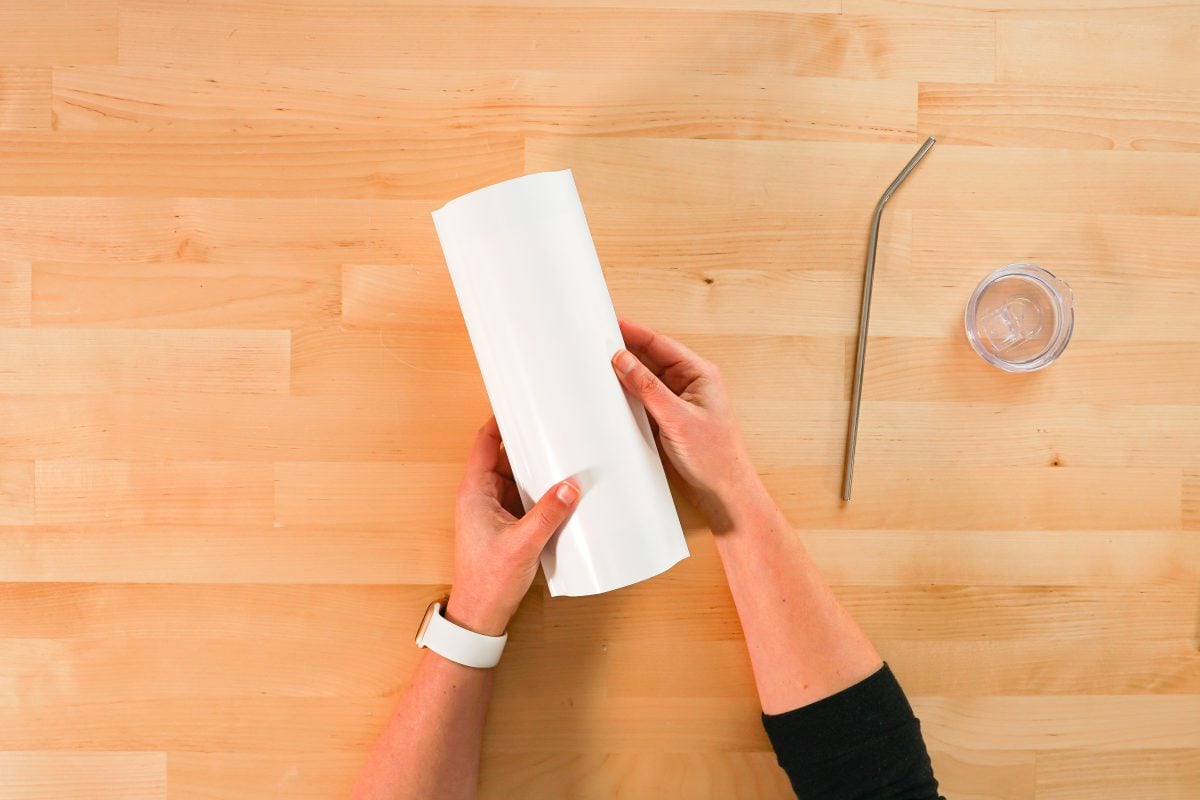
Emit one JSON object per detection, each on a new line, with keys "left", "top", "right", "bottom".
{"left": 523, "top": 498, "right": 565, "bottom": 532}
{"left": 664, "top": 414, "right": 690, "bottom": 438}
{"left": 671, "top": 406, "right": 700, "bottom": 434}
{"left": 514, "top": 533, "right": 542, "bottom": 559}
{"left": 499, "top": 536, "right": 526, "bottom": 561}
{"left": 634, "top": 371, "right": 660, "bottom": 396}
{"left": 535, "top": 506, "right": 562, "bottom": 530}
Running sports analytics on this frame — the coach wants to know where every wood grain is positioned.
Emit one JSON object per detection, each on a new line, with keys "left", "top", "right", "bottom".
{"left": 1035, "top": 749, "right": 1200, "bottom": 800}
{"left": 53, "top": 67, "right": 917, "bottom": 143}
{"left": 33, "top": 461, "right": 274, "bottom": 527}
{"left": 0, "top": 198, "right": 437, "bottom": 265}
{"left": 926, "top": 749, "right": 1036, "bottom": 800}
{"left": 0, "top": 752, "right": 165, "bottom": 800}
{"left": 919, "top": 83, "right": 1200, "bottom": 151}
{"left": 33, "top": 261, "right": 341, "bottom": 328}
{"left": 0, "top": 261, "right": 31, "bottom": 326}
{"left": 0, "top": 2, "right": 117, "bottom": 67}
{"left": 997, "top": 14, "right": 1200, "bottom": 89}
{"left": 844, "top": 0, "right": 1181, "bottom": 16}
{"left": 0, "top": 70, "right": 49, "bottom": 131}
{"left": 915, "top": 695, "right": 1200, "bottom": 751}
{"left": 2, "top": 2, "right": 1197, "bottom": 798}
{"left": 118, "top": 5, "right": 995, "bottom": 80}
{"left": 0, "top": 463, "right": 34, "bottom": 526}
{"left": 479, "top": 752, "right": 794, "bottom": 800}
{"left": 166, "top": 752, "right": 362, "bottom": 800}
{"left": 525, "top": 137, "right": 1200, "bottom": 213}
{"left": 0, "top": 329, "right": 290, "bottom": 394}
{"left": 0, "top": 132, "right": 523, "bottom": 198}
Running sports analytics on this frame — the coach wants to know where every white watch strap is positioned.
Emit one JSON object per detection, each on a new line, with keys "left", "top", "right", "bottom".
{"left": 417, "top": 602, "right": 507, "bottom": 668}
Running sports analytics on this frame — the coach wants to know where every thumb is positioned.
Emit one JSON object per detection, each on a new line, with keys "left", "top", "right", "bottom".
{"left": 517, "top": 480, "right": 580, "bottom": 553}
{"left": 612, "top": 349, "right": 684, "bottom": 425}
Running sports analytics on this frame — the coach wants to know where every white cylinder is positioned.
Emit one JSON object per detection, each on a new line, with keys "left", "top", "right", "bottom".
{"left": 432, "top": 170, "right": 689, "bottom": 597}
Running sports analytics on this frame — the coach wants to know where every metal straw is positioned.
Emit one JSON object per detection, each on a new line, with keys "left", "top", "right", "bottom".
{"left": 842, "top": 137, "right": 936, "bottom": 502}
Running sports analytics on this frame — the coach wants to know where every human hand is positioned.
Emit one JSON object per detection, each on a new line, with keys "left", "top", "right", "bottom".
{"left": 444, "top": 418, "right": 579, "bottom": 637}
{"left": 611, "top": 318, "right": 762, "bottom": 530}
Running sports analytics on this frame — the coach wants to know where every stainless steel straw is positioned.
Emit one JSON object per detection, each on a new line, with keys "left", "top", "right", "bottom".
{"left": 842, "top": 137, "right": 936, "bottom": 501}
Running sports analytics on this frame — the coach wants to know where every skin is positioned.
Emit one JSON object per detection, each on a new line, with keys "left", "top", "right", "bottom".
{"left": 610, "top": 318, "right": 882, "bottom": 713}
{"left": 349, "top": 319, "right": 882, "bottom": 799}
{"left": 348, "top": 419, "right": 579, "bottom": 800}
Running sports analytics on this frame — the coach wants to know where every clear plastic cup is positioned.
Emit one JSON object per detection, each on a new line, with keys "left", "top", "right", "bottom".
{"left": 964, "top": 263, "right": 1074, "bottom": 372}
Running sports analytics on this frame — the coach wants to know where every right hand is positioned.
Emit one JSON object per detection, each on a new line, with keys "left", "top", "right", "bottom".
{"left": 611, "top": 318, "right": 761, "bottom": 527}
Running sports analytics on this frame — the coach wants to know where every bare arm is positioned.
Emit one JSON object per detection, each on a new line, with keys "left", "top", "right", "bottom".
{"left": 610, "top": 319, "right": 881, "bottom": 713}
{"left": 350, "top": 419, "right": 579, "bottom": 799}
{"left": 350, "top": 651, "right": 493, "bottom": 800}
{"left": 611, "top": 320, "right": 941, "bottom": 798}
{"left": 703, "top": 473, "right": 882, "bottom": 713}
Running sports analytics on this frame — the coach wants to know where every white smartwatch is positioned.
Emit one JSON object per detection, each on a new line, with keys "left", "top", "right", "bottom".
{"left": 414, "top": 598, "right": 507, "bottom": 669}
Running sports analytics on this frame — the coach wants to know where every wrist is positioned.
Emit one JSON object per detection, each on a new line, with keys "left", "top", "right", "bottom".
{"left": 698, "top": 465, "right": 775, "bottom": 534}
{"left": 444, "top": 593, "right": 511, "bottom": 637}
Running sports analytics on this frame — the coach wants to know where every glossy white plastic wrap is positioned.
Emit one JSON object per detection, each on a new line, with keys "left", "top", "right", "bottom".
{"left": 432, "top": 170, "right": 689, "bottom": 597}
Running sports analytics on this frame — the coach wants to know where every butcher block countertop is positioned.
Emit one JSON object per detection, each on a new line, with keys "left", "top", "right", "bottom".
{"left": 1, "top": 1, "right": 1198, "bottom": 798}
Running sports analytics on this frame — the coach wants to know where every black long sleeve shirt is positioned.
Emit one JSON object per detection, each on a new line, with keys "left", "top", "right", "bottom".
{"left": 761, "top": 664, "right": 943, "bottom": 799}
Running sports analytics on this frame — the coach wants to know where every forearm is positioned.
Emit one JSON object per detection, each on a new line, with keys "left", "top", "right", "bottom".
{"left": 708, "top": 473, "right": 882, "bottom": 714}
{"left": 349, "top": 650, "right": 492, "bottom": 800}
{"left": 349, "top": 417, "right": 579, "bottom": 799}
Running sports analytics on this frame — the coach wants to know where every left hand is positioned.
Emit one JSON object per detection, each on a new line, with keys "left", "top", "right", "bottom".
{"left": 444, "top": 417, "right": 580, "bottom": 637}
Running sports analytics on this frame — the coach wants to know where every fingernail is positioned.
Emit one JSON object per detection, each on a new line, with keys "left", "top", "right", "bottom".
{"left": 556, "top": 482, "right": 579, "bottom": 504}
{"left": 614, "top": 349, "right": 638, "bottom": 374}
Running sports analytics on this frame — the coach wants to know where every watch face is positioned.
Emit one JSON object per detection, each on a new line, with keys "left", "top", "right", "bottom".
{"left": 414, "top": 601, "right": 441, "bottom": 646}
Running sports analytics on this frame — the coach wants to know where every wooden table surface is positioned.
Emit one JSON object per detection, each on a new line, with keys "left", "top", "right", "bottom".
{"left": 2, "top": 1, "right": 1199, "bottom": 798}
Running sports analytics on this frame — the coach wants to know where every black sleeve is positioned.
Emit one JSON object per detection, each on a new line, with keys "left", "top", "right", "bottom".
{"left": 761, "top": 664, "right": 942, "bottom": 800}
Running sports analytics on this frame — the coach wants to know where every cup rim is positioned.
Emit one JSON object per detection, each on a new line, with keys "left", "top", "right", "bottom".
{"left": 964, "top": 263, "right": 1074, "bottom": 373}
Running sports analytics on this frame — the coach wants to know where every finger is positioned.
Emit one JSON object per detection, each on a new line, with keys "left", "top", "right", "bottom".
{"left": 461, "top": 417, "right": 503, "bottom": 490}
{"left": 493, "top": 437, "right": 524, "bottom": 514}
{"left": 618, "top": 318, "right": 708, "bottom": 376}
{"left": 499, "top": 479, "right": 524, "bottom": 518}
{"left": 516, "top": 480, "right": 580, "bottom": 554}
{"left": 496, "top": 441, "right": 515, "bottom": 481}
{"left": 612, "top": 348, "right": 687, "bottom": 425}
